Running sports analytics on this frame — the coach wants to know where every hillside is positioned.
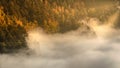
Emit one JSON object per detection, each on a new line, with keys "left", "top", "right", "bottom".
{"left": 0, "top": 0, "right": 119, "bottom": 53}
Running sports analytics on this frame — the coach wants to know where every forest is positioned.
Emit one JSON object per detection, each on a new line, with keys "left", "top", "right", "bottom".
{"left": 0, "top": 0, "right": 119, "bottom": 53}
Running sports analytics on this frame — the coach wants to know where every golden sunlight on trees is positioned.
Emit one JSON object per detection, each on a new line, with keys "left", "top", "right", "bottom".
{"left": 24, "top": 21, "right": 38, "bottom": 31}
{"left": 42, "top": 19, "right": 59, "bottom": 33}
{"left": 0, "top": 6, "right": 27, "bottom": 53}
{"left": 0, "top": 0, "right": 118, "bottom": 53}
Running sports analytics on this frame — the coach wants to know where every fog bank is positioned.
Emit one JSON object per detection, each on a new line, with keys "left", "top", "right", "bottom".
{"left": 0, "top": 17, "right": 120, "bottom": 68}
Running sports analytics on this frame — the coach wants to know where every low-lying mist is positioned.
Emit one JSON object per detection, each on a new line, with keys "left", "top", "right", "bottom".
{"left": 0, "top": 17, "right": 120, "bottom": 68}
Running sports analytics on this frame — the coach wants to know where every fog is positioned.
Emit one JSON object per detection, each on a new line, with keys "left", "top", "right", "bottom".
{"left": 0, "top": 14, "right": 120, "bottom": 68}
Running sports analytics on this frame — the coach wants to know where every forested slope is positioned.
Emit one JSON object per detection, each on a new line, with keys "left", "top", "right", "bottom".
{"left": 0, "top": 0, "right": 119, "bottom": 53}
